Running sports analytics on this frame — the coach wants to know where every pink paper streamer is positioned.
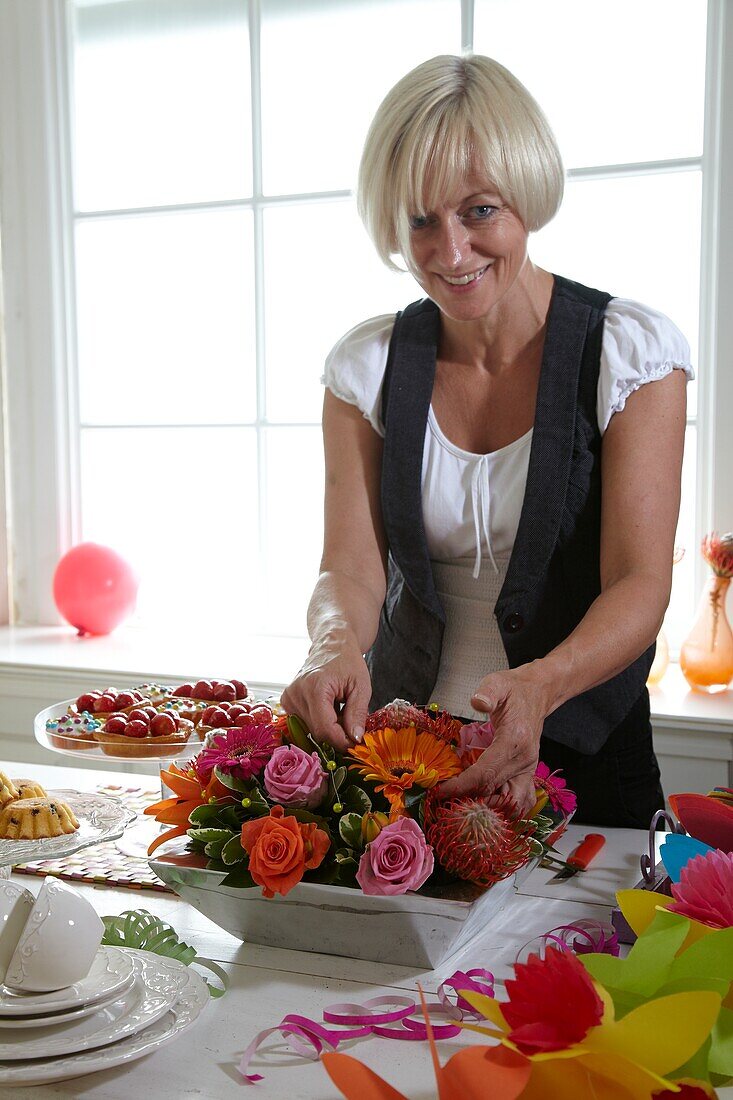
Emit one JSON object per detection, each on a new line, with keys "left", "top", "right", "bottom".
{"left": 515, "top": 919, "right": 619, "bottom": 965}
{"left": 238, "top": 967, "right": 496, "bottom": 1084}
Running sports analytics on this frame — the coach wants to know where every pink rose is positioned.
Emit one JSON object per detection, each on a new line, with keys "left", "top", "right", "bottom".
{"left": 263, "top": 745, "right": 328, "bottom": 809}
{"left": 456, "top": 719, "right": 494, "bottom": 767}
{"left": 356, "top": 817, "right": 434, "bottom": 896}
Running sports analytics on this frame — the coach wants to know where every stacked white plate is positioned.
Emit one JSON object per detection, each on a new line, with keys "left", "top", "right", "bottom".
{"left": 0, "top": 944, "right": 208, "bottom": 1085}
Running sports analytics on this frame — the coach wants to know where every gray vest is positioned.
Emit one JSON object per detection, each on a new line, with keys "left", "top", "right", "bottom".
{"left": 365, "top": 275, "right": 654, "bottom": 754}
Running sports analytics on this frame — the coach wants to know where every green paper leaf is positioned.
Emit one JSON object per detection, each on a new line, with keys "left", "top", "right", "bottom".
{"left": 221, "top": 834, "right": 247, "bottom": 865}
{"left": 709, "top": 1006, "right": 733, "bottom": 1078}
{"left": 670, "top": 1035, "right": 713, "bottom": 1083}
{"left": 670, "top": 926, "right": 733, "bottom": 985}
{"left": 615, "top": 908, "right": 690, "bottom": 995}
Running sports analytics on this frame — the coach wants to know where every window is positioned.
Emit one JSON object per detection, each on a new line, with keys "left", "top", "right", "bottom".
{"left": 1, "top": 0, "right": 731, "bottom": 676}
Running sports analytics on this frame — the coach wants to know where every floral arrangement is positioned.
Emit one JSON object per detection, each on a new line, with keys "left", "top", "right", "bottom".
{"left": 146, "top": 699, "right": 576, "bottom": 900}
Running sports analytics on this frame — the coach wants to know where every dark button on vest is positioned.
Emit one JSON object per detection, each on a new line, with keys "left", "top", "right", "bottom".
{"left": 365, "top": 275, "right": 655, "bottom": 755}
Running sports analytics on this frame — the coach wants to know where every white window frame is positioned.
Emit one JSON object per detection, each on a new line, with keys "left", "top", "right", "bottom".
{"left": 1, "top": 0, "right": 732, "bottom": 636}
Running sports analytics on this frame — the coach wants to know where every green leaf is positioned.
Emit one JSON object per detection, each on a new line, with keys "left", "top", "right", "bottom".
{"left": 188, "top": 803, "right": 224, "bottom": 826}
{"left": 220, "top": 865, "right": 257, "bottom": 889}
{"left": 204, "top": 837, "right": 230, "bottom": 859}
{"left": 221, "top": 836, "right": 246, "bottom": 865}
{"left": 286, "top": 713, "right": 312, "bottom": 751}
{"left": 212, "top": 767, "right": 254, "bottom": 796}
{"left": 218, "top": 805, "right": 245, "bottom": 830}
{"left": 341, "top": 785, "right": 371, "bottom": 814}
{"left": 339, "top": 812, "right": 363, "bottom": 849}
{"left": 188, "top": 828, "right": 233, "bottom": 845}
{"left": 331, "top": 766, "right": 347, "bottom": 788}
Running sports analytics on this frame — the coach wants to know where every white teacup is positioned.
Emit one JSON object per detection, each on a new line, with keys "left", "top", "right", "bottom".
{"left": 4, "top": 877, "right": 104, "bottom": 992}
{"left": 0, "top": 881, "right": 34, "bottom": 984}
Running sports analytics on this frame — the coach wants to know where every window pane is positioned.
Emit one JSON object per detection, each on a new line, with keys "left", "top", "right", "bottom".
{"left": 474, "top": 0, "right": 706, "bottom": 168}
{"left": 80, "top": 427, "right": 259, "bottom": 628}
{"left": 261, "top": 426, "right": 323, "bottom": 637}
{"left": 531, "top": 171, "right": 700, "bottom": 415}
{"left": 76, "top": 209, "right": 256, "bottom": 425}
{"left": 664, "top": 425, "right": 697, "bottom": 653}
{"left": 260, "top": 0, "right": 460, "bottom": 196}
{"left": 72, "top": 0, "right": 252, "bottom": 210}
{"left": 263, "top": 200, "right": 420, "bottom": 422}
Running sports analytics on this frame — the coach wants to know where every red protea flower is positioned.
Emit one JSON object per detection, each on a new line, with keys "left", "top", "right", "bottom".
{"left": 365, "top": 699, "right": 430, "bottom": 733}
{"left": 423, "top": 790, "right": 535, "bottom": 886}
{"left": 502, "top": 946, "right": 604, "bottom": 1054}
{"left": 424, "top": 708, "right": 464, "bottom": 745}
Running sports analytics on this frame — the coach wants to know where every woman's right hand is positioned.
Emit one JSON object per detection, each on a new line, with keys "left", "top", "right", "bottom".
{"left": 280, "top": 638, "right": 372, "bottom": 752}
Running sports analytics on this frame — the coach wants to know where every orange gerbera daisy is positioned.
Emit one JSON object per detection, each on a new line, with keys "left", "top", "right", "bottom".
{"left": 347, "top": 727, "right": 462, "bottom": 817}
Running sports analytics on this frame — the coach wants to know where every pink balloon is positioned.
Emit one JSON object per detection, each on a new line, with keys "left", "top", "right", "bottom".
{"left": 53, "top": 543, "right": 139, "bottom": 636}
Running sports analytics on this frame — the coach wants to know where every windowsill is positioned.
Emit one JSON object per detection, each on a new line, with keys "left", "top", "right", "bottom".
{"left": 0, "top": 623, "right": 308, "bottom": 694}
{"left": 0, "top": 624, "right": 733, "bottom": 732}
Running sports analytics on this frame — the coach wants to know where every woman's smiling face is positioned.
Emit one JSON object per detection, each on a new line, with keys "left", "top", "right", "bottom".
{"left": 406, "top": 176, "right": 530, "bottom": 323}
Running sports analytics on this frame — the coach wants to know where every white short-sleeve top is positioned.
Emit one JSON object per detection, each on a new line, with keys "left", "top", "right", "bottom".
{"left": 322, "top": 297, "right": 693, "bottom": 717}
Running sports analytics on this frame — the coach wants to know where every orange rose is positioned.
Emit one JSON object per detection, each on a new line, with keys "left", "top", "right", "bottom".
{"left": 240, "top": 805, "right": 330, "bottom": 898}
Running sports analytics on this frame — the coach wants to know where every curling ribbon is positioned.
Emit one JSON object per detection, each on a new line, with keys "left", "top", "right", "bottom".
{"left": 515, "top": 918, "right": 619, "bottom": 965}
{"left": 238, "top": 970, "right": 495, "bottom": 1083}
{"left": 101, "top": 909, "right": 229, "bottom": 997}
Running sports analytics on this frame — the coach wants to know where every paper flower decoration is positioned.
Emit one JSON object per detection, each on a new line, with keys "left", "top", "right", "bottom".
{"left": 347, "top": 727, "right": 461, "bottom": 817}
{"left": 668, "top": 849, "right": 733, "bottom": 929}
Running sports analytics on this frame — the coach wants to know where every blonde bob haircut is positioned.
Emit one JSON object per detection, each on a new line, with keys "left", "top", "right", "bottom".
{"left": 357, "top": 54, "right": 564, "bottom": 272}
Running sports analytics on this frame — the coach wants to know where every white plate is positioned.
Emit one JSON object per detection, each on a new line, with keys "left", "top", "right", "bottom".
{"left": 0, "top": 946, "right": 134, "bottom": 1016}
{"left": 0, "top": 974, "right": 136, "bottom": 1029}
{"left": 0, "top": 950, "right": 190, "bottom": 1060}
{"left": 0, "top": 955, "right": 208, "bottom": 1085}
{"left": 0, "top": 789, "right": 136, "bottom": 867}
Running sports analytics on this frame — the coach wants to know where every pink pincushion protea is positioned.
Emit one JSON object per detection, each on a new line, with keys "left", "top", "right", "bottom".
{"left": 668, "top": 848, "right": 733, "bottom": 929}
{"left": 423, "top": 790, "right": 535, "bottom": 887}
{"left": 533, "top": 762, "right": 577, "bottom": 815}
{"left": 195, "top": 723, "right": 277, "bottom": 783}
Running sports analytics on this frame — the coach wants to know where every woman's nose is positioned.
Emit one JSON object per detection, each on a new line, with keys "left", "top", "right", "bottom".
{"left": 434, "top": 217, "right": 470, "bottom": 269}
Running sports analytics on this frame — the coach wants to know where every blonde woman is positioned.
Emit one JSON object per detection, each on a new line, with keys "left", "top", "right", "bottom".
{"left": 281, "top": 55, "right": 691, "bottom": 827}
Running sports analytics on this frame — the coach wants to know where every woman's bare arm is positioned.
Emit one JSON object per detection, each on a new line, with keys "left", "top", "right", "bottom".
{"left": 280, "top": 390, "right": 388, "bottom": 749}
{"left": 441, "top": 369, "right": 687, "bottom": 809}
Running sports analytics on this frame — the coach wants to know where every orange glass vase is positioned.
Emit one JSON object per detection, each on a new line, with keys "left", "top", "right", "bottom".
{"left": 680, "top": 575, "right": 733, "bottom": 693}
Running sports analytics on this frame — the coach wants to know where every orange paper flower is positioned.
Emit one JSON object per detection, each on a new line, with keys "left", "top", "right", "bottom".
{"left": 348, "top": 727, "right": 461, "bottom": 817}
{"left": 240, "top": 805, "right": 330, "bottom": 898}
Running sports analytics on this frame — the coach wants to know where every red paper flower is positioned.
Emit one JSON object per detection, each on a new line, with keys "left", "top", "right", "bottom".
{"left": 502, "top": 946, "right": 604, "bottom": 1054}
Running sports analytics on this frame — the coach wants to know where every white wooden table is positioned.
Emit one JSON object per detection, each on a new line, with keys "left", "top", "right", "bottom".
{"left": 3, "top": 761, "right": 731, "bottom": 1099}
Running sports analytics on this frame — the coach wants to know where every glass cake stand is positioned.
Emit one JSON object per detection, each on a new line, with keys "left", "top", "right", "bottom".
{"left": 0, "top": 789, "right": 136, "bottom": 879}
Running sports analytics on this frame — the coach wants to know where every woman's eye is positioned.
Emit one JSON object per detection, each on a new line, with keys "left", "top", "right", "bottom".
{"left": 469, "top": 205, "right": 496, "bottom": 220}
{"left": 408, "top": 214, "right": 430, "bottom": 230}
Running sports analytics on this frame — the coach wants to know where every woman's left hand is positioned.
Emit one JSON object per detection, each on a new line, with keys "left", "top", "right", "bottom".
{"left": 438, "top": 666, "right": 552, "bottom": 815}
